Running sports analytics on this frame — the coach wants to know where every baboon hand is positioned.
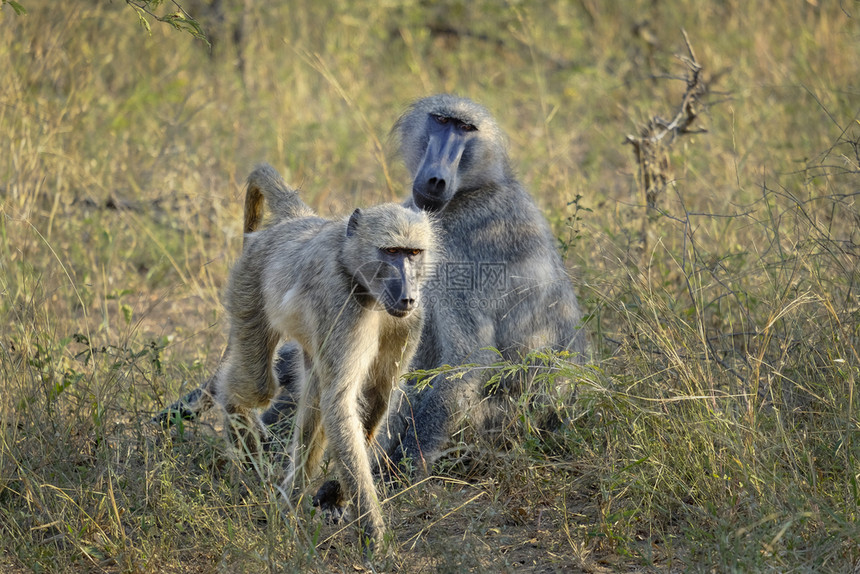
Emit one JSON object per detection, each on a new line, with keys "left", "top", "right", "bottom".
{"left": 312, "top": 479, "right": 349, "bottom": 524}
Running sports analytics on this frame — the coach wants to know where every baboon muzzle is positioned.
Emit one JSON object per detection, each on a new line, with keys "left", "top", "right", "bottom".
{"left": 412, "top": 124, "right": 466, "bottom": 212}
{"left": 351, "top": 258, "right": 421, "bottom": 318}
{"left": 382, "top": 261, "right": 419, "bottom": 317}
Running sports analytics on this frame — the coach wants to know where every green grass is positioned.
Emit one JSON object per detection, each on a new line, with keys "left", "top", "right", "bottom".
{"left": 1, "top": 1, "right": 859, "bottom": 571}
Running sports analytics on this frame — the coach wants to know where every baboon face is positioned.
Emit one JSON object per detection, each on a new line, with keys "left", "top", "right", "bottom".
{"left": 396, "top": 95, "right": 508, "bottom": 213}
{"left": 365, "top": 247, "right": 426, "bottom": 318}
{"left": 411, "top": 113, "right": 479, "bottom": 212}
{"left": 345, "top": 206, "right": 432, "bottom": 318}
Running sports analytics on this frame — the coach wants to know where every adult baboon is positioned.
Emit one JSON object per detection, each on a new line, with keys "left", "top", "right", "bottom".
{"left": 157, "top": 94, "right": 587, "bottom": 478}
{"left": 375, "top": 94, "right": 588, "bottom": 473}
{"left": 193, "top": 164, "right": 435, "bottom": 550}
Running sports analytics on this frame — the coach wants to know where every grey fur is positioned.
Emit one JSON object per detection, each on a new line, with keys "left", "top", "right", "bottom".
{"left": 378, "top": 94, "right": 588, "bottom": 473}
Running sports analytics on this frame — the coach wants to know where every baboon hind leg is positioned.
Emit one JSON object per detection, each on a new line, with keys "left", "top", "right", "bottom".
{"left": 218, "top": 322, "right": 280, "bottom": 457}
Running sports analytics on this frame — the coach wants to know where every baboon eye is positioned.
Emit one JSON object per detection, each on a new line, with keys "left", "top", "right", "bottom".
{"left": 385, "top": 247, "right": 399, "bottom": 255}
{"left": 409, "top": 249, "right": 422, "bottom": 256}
{"left": 432, "top": 114, "right": 450, "bottom": 125}
{"left": 458, "top": 121, "right": 477, "bottom": 132}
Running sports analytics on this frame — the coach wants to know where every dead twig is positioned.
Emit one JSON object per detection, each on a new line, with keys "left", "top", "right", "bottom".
{"left": 625, "top": 29, "right": 710, "bottom": 211}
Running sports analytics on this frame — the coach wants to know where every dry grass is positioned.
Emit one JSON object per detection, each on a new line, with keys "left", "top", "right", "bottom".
{"left": 1, "top": 1, "right": 859, "bottom": 572}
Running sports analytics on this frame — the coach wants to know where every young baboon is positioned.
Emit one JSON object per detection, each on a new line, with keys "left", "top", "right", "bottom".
{"left": 180, "top": 164, "right": 435, "bottom": 550}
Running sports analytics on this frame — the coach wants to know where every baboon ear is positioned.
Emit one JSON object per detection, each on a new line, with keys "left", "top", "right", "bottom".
{"left": 346, "top": 208, "right": 362, "bottom": 237}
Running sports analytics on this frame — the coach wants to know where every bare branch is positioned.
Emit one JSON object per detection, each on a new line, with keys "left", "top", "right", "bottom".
{"left": 624, "top": 30, "right": 714, "bottom": 213}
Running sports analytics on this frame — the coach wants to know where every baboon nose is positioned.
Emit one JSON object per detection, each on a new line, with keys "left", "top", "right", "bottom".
{"left": 426, "top": 177, "right": 446, "bottom": 194}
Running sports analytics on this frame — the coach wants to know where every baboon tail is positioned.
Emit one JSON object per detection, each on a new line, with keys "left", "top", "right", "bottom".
{"left": 244, "top": 164, "right": 314, "bottom": 238}
{"left": 243, "top": 177, "right": 266, "bottom": 235}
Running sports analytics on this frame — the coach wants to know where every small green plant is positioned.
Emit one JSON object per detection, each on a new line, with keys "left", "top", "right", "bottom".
{"left": 125, "top": 0, "right": 209, "bottom": 46}
{"left": 1, "top": 0, "right": 26, "bottom": 15}
{"left": 558, "top": 193, "right": 592, "bottom": 261}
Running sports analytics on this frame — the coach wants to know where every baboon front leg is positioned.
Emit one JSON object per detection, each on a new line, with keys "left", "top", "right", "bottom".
{"left": 362, "top": 380, "right": 403, "bottom": 485}
{"left": 370, "top": 386, "right": 415, "bottom": 483}
{"left": 361, "top": 343, "right": 419, "bottom": 482}
{"left": 362, "top": 388, "right": 392, "bottom": 442}
{"left": 312, "top": 390, "right": 391, "bottom": 525}
{"left": 322, "top": 390, "right": 385, "bottom": 550}
{"left": 313, "top": 384, "right": 407, "bottom": 517}
{"left": 283, "top": 397, "right": 325, "bottom": 506}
